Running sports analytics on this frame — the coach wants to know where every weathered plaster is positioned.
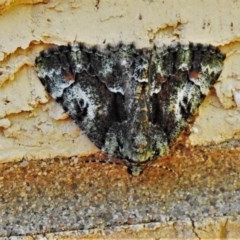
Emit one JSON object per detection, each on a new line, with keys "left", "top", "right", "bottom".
{"left": 0, "top": 0, "right": 49, "bottom": 14}
{"left": 0, "top": 0, "right": 240, "bottom": 161}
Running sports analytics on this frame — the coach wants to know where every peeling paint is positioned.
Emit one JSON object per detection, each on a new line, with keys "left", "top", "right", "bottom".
{"left": 0, "top": 118, "right": 11, "bottom": 128}
{"left": 147, "top": 21, "right": 186, "bottom": 43}
{"left": 0, "top": 0, "right": 240, "bottom": 162}
{"left": 0, "top": 0, "right": 49, "bottom": 14}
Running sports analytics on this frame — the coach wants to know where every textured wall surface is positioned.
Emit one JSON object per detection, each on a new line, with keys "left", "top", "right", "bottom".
{"left": 0, "top": 0, "right": 240, "bottom": 162}
{"left": 0, "top": 0, "right": 240, "bottom": 238}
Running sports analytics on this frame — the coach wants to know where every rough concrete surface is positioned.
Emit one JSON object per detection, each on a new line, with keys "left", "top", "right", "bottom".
{"left": 0, "top": 140, "right": 239, "bottom": 239}
{"left": 0, "top": 0, "right": 240, "bottom": 162}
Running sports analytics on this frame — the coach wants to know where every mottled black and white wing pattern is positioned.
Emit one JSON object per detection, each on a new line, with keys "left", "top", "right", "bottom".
{"left": 35, "top": 43, "right": 225, "bottom": 171}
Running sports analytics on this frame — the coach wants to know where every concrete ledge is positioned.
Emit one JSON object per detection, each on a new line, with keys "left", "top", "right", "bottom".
{"left": 0, "top": 140, "right": 239, "bottom": 238}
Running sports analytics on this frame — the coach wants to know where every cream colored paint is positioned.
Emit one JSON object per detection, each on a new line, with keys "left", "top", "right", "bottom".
{"left": 0, "top": 0, "right": 240, "bottom": 162}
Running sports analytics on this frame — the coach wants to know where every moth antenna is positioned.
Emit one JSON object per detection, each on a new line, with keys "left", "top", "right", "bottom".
{"left": 78, "top": 154, "right": 126, "bottom": 167}
{"left": 150, "top": 164, "right": 179, "bottom": 177}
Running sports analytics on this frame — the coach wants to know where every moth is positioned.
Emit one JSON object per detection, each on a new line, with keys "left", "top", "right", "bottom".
{"left": 35, "top": 42, "right": 225, "bottom": 175}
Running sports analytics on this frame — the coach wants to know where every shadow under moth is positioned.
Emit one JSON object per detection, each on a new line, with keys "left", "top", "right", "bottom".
{"left": 35, "top": 42, "right": 225, "bottom": 175}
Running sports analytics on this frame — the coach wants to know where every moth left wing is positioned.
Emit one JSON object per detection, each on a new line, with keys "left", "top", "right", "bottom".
{"left": 35, "top": 44, "right": 119, "bottom": 148}
{"left": 149, "top": 43, "right": 225, "bottom": 144}
{"left": 35, "top": 43, "right": 147, "bottom": 150}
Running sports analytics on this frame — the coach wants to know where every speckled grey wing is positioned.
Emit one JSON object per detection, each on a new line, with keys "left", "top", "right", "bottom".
{"left": 35, "top": 44, "right": 139, "bottom": 149}
{"left": 35, "top": 43, "right": 225, "bottom": 167}
{"left": 150, "top": 43, "right": 225, "bottom": 143}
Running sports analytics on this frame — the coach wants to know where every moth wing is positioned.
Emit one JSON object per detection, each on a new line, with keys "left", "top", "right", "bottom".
{"left": 35, "top": 44, "right": 141, "bottom": 149}
{"left": 35, "top": 44, "right": 121, "bottom": 148}
{"left": 35, "top": 43, "right": 225, "bottom": 162}
{"left": 150, "top": 44, "right": 225, "bottom": 143}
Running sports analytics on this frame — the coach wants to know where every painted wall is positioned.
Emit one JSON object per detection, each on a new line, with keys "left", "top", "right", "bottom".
{"left": 0, "top": 0, "right": 240, "bottom": 162}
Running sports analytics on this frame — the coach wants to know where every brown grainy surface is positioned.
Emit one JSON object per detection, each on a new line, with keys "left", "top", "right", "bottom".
{"left": 0, "top": 140, "right": 240, "bottom": 238}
